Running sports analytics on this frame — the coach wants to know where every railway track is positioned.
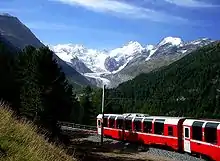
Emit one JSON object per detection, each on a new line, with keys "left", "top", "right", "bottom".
{"left": 59, "top": 122, "right": 97, "bottom": 134}
{"left": 58, "top": 122, "right": 206, "bottom": 161}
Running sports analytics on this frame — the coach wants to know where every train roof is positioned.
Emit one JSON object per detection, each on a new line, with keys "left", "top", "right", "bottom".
{"left": 97, "top": 114, "right": 220, "bottom": 127}
{"left": 97, "top": 114, "right": 185, "bottom": 120}
{"left": 183, "top": 118, "right": 220, "bottom": 127}
{"left": 97, "top": 114, "right": 121, "bottom": 119}
{"left": 97, "top": 114, "right": 188, "bottom": 125}
{"left": 146, "top": 116, "right": 186, "bottom": 120}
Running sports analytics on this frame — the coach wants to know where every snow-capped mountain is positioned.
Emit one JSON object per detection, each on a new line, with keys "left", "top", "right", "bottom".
{"left": 157, "top": 37, "right": 183, "bottom": 47}
{"left": 50, "top": 37, "right": 215, "bottom": 88}
{"left": 49, "top": 44, "right": 108, "bottom": 73}
{"left": 49, "top": 41, "right": 146, "bottom": 74}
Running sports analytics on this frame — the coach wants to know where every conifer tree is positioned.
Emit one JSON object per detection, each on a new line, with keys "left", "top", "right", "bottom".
{"left": 35, "top": 47, "right": 75, "bottom": 121}
{"left": 14, "top": 46, "right": 43, "bottom": 121}
{"left": 0, "top": 42, "right": 20, "bottom": 113}
{"left": 13, "top": 46, "right": 79, "bottom": 137}
{"left": 80, "top": 85, "right": 96, "bottom": 125}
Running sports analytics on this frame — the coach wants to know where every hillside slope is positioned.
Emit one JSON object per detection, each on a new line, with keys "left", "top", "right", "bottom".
{"left": 0, "top": 14, "right": 91, "bottom": 87}
{"left": 0, "top": 104, "right": 75, "bottom": 161}
{"left": 102, "top": 38, "right": 213, "bottom": 88}
{"left": 107, "top": 41, "right": 220, "bottom": 119}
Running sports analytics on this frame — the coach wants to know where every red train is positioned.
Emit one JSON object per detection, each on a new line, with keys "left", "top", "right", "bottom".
{"left": 96, "top": 113, "right": 220, "bottom": 161}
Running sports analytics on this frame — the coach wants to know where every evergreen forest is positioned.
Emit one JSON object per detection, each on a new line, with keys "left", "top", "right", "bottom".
{"left": 104, "top": 41, "right": 220, "bottom": 119}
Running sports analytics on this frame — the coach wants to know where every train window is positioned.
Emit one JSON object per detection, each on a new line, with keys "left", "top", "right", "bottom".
{"left": 116, "top": 118, "right": 123, "bottom": 129}
{"left": 192, "top": 121, "right": 204, "bottom": 141}
{"left": 204, "top": 122, "right": 219, "bottom": 144}
{"left": 154, "top": 119, "right": 165, "bottom": 135}
{"left": 103, "top": 118, "right": 108, "bottom": 127}
{"left": 134, "top": 118, "right": 142, "bottom": 132}
{"left": 98, "top": 120, "right": 101, "bottom": 127}
{"left": 143, "top": 119, "right": 153, "bottom": 133}
{"left": 109, "top": 118, "right": 115, "bottom": 128}
{"left": 184, "top": 128, "right": 189, "bottom": 138}
{"left": 168, "top": 126, "right": 173, "bottom": 136}
{"left": 125, "top": 119, "right": 132, "bottom": 131}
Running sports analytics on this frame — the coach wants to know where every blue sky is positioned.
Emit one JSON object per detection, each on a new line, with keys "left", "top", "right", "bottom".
{"left": 0, "top": 0, "right": 220, "bottom": 49}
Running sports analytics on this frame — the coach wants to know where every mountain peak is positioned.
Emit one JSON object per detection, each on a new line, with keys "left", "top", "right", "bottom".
{"left": 126, "top": 41, "right": 143, "bottom": 48}
{"left": 146, "top": 44, "right": 154, "bottom": 51}
{"left": 127, "top": 40, "right": 140, "bottom": 45}
{"left": 0, "top": 13, "right": 13, "bottom": 17}
{"left": 110, "top": 41, "right": 144, "bottom": 58}
{"left": 52, "top": 43, "right": 87, "bottom": 54}
{"left": 158, "top": 36, "right": 183, "bottom": 47}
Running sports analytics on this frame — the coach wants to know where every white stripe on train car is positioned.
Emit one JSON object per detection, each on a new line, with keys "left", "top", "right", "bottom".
{"left": 183, "top": 119, "right": 195, "bottom": 126}
{"left": 190, "top": 139, "right": 220, "bottom": 148}
{"left": 132, "top": 117, "right": 135, "bottom": 122}
{"left": 217, "top": 123, "right": 220, "bottom": 130}
{"left": 97, "top": 114, "right": 121, "bottom": 119}
{"left": 183, "top": 119, "right": 220, "bottom": 126}
{"left": 103, "top": 127, "right": 178, "bottom": 140}
{"left": 202, "top": 122, "right": 206, "bottom": 128}
{"left": 164, "top": 118, "right": 182, "bottom": 125}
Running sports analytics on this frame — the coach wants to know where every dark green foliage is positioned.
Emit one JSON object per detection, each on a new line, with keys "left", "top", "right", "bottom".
{"left": 0, "top": 43, "right": 85, "bottom": 141}
{"left": 0, "top": 42, "right": 19, "bottom": 113}
{"left": 35, "top": 47, "right": 74, "bottom": 122}
{"left": 13, "top": 46, "right": 80, "bottom": 137}
{"left": 105, "top": 42, "right": 220, "bottom": 119}
{"left": 14, "top": 46, "right": 43, "bottom": 120}
{"left": 68, "top": 93, "right": 81, "bottom": 123}
{"left": 79, "top": 85, "right": 97, "bottom": 125}
{"left": 0, "top": 40, "right": 102, "bottom": 132}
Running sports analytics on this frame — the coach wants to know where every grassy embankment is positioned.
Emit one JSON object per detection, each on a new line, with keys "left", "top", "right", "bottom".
{"left": 0, "top": 103, "right": 75, "bottom": 161}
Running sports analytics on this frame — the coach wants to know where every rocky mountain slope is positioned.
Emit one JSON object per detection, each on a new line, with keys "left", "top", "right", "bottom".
{"left": 107, "top": 41, "right": 220, "bottom": 119}
{"left": 51, "top": 37, "right": 215, "bottom": 88}
{"left": 103, "top": 37, "right": 214, "bottom": 87}
{"left": 0, "top": 14, "right": 91, "bottom": 87}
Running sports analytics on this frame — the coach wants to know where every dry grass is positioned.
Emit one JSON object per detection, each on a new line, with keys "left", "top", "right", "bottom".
{"left": 0, "top": 103, "right": 75, "bottom": 161}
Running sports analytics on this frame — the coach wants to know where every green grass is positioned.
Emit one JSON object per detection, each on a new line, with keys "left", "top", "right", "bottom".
{"left": 0, "top": 103, "right": 75, "bottom": 161}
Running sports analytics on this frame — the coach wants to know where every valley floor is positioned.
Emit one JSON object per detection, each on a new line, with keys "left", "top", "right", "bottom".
{"left": 61, "top": 130, "right": 205, "bottom": 161}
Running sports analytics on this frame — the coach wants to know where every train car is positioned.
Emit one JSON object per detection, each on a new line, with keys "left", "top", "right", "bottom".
{"left": 97, "top": 113, "right": 185, "bottom": 151}
{"left": 97, "top": 114, "right": 220, "bottom": 160}
{"left": 183, "top": 119, "right": 220, "bottom": 161}
{"left": 133, "top": 115, "right": 186, "bottom": 151}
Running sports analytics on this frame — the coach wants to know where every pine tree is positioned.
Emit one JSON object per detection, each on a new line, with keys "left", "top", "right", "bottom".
{"left": 0, "top": 42, "right": 19, "bottom": 113}
{"left": 27, "top": 46, "right": 76, "bottom": 137}
{"left": 35, "top": 47, "right": 74, "bottom": 120}
{"left": 13, "top": 46, "right": 78, "bottom": 139}
{"left": 69, "top": 93, "right": 81, "bottom": 123}
{"left": 80, "top": 85, "right": 96, "bottom": 125}
{"left": 14, "top": 46, "right": 43, "bottom": 121}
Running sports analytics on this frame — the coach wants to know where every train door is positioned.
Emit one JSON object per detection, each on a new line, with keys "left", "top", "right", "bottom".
{"left": 97, "top": 119, "right": 101, "bottom": 135}
{"left": 183, "top": 126, "right": 191, "bottom": 153}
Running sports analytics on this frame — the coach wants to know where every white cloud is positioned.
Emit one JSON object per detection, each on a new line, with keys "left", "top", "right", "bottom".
{"left": 50, "top": 0, "right": 188, "bottom": 24}
{"left": 164, "top": 0, "right": 219, "bottom": 8}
